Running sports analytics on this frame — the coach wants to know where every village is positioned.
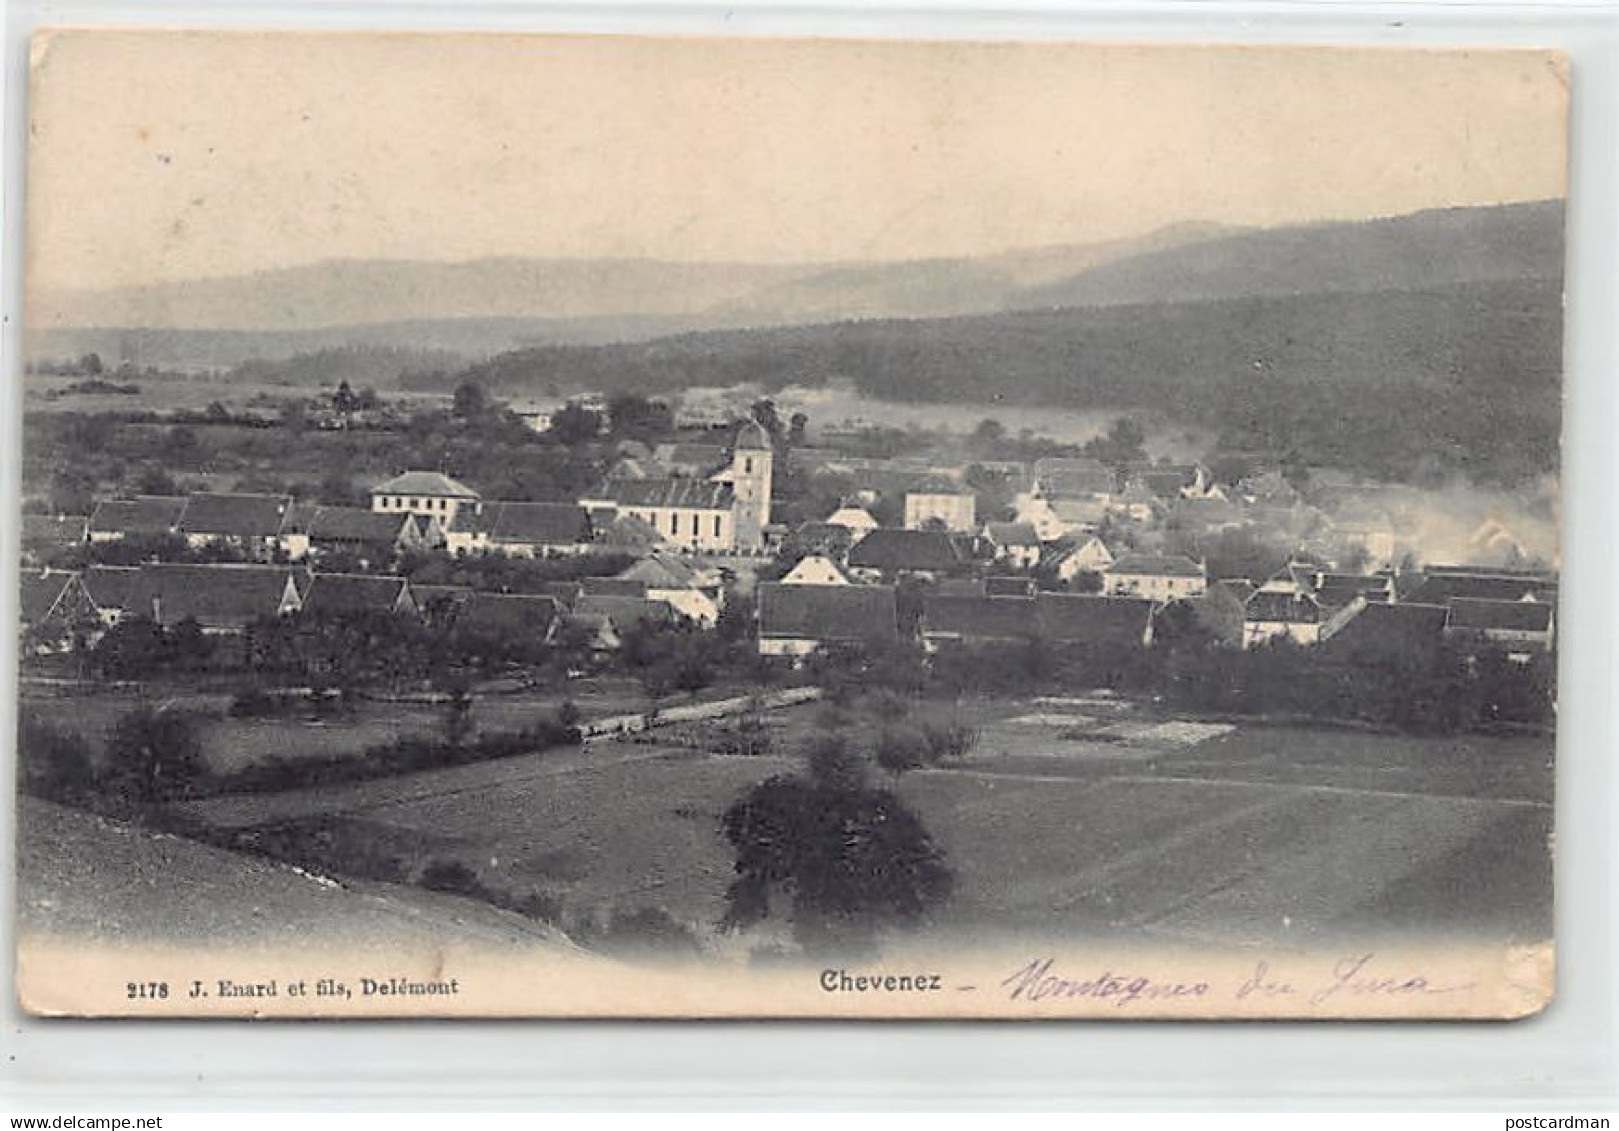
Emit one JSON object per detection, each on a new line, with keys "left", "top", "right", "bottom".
{"left": 13, "top": 381, "right": 1559, "bottom": 958}
{"left": 18, "top": 388, "right": 1558, "bottom": 671}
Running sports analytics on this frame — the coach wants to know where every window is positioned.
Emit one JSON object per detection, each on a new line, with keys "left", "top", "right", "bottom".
{"left": 713, "top": 515, "right": 722, "bottom": 538}
{"left": 744, "top": 457, "right": 753, "bottom": 475}
{"left": 670, "top": 512, "right": 679, "bottom": 534}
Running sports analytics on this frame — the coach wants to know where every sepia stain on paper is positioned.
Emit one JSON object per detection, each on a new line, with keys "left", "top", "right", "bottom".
{"left": 13, "top": 30, "right": 1566, "bottom": 1020}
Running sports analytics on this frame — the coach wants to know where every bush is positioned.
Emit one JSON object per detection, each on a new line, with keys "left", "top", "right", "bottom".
{"left": 419, "top": 859, "right": 488, "bottom": 898}
{"left": 713, "top": 708, "right": 772, "bottom": 756}
{"left": 921, "top": 719, "right": 980, "bottom": 762}
{"left": 511, "top": 891, "right": 565, "bottom": 926}
{"left": 102, "top": 707, "right": 207, "bottom": 808}
{"left": 876, "top": 726, "right": 929, "bottom": 776}
{"left": 17, "top": 713, "right": 97, "bottom": 804}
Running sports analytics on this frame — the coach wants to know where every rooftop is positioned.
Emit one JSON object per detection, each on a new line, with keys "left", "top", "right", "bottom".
{"left": 757, "top": 582, "right": 898, "bottom": 644}
{"left": 177, "top": 493, "right": 293, "bottom": 539}
{"left": 846, "top": 528, "right": 969, "bottom": 573}
{"left": 370, "top": 471, "right": 480, "bottom": 499}
{"left": 1107, "top": 553, "right": 1206, "bottom": 579}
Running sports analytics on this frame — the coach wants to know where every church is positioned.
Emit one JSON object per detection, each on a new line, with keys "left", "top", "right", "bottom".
{"left": 579, "top": 421, "right": 773, "bottom": 553}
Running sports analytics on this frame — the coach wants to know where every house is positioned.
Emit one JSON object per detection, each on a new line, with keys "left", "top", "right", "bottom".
{"left": 592, "top": 513, "right": 670, "bottom": 554}
{"left": 1234, "top": 469, "right": 1303, "bottom": 508}
{"left": 1036, "top": 593, "right": 1157, "bottom": 648}
{"left": 299, "top": 573, "right": 417, "bottom": 619}
{"left": 780, "top": 553, "right": 853, "bottom": 586}
{"left": 21, "top": 514, "right": 88, "bottom": 563}
{"left": 1045, "top": 535, "right": 1115, "bottom": 586}
{"left": 445, "top": 502, "right": 593, "bottom": 558}
{"left": 550, "top": 612, "right": 621, "bottom": 657}
{"left": 369, "top": 471, "right": 481, "bottom": 527}
{"left": 450, "top": 592, "right": 563, "bottom": 638}
{"left": 508, "top": 399, "right": 559, "bottom": 434}
{"left": 573, "top": 594, "right": 680, "bottom": 634}
{"left": 1171, "top": 496, "right": 1245, "bottom": 536}
{"left": 176, "top": 493, "right": 294, "bottom": 559}
{"left": 1320, "top": 602, "right": 1449, "bottom": 665}
{"left": 121, "top": 563, "right": 305, "bottom": 633}
{"left": 79, "top": 565, "right": 143, "bottom": 626}
{"left": 823, "top": 505, "right": 879, "bottom": 540}
{"left": 784, "top": 522, "right": 856, "bottom": 560}
{"left": 580, "top": 421, "right": 774, "bottom": 552}
{"left": 845, "top": 528, "right": 970, "bottom": 581}
{"left": 919, "top": 592, "right": 1155, "bottom": 650}
{"left": 1444, "top": 598, "right": 1555, "bottom": 655}
{"left": 281, "top": 505, "right": 425, "bottom": 565}
{"left": 87, "top": 496, "right": 187, "bottom": 544}
{"left": 1012, "top": 493, "right": 1104, "bottom": 542}
{"left": 756, "top": 582, "right": 899, "bottom": 658}
{"left": 1312, "top": 572, "right": 1395, "bottom": 610}
{"left": 651, "top": 442, "right": 729, "bottom": 478}
{"left": 904, "top": 476, "right": 976, "bottom": 533}
{"left": 1031, "top": 457, "right": 1114, "bottom": 501}
{"left": 1103, "top": 553, "right": 1207, "bottom": 603}
{"left": 1241, "top": 590, "right": 1360, "bottom": 648}
{"left": 981, "top": 522, "right": 1042, "bottom": 569}
{"left": 1404, "top": 568, "right": 1557, "bottom": 607}
{"left": 580, "top": 478, "right": 736, "bottom": 551}
{"left": 616, "top": 553, "right": 725, "bottom": 626}
{"left": 1107, "top": 479, "right": 1159, "bottom": 523}
{"left": 1049, "top": 497, "right": 1109, "bottom": 533}
{"left": 18, "top": 571, "right": 100, "bottom": 651}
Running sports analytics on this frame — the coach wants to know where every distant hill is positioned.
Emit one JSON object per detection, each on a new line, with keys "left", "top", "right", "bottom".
{"left": 454, "top": 277, "right": 1563, "bottom": 487}
{"left": 1018, "top": 200, "right": 1565, "bottom": 309}
{"left": 700, "top": 223, "right": 1239, "bottom": 324}
{"left": 24, "top": 315, "right": 716, "bottom": 372}
{"left": 28, "top": 198, "right": 1565, "bottom": 411}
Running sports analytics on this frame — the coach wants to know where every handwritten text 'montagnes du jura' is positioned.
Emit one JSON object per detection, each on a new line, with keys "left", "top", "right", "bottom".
{"left": 988, "top": 953, "right": 1475, "bottom": 1009}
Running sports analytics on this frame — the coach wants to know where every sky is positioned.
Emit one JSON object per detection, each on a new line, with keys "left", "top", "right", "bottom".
{"left": 26, "top": 31, "right": 1569, "bottom": 295}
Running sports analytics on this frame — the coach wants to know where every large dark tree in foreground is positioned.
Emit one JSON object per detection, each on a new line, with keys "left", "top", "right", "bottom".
{"left": 719, "top": 734, "right": 953, "bottom": 954}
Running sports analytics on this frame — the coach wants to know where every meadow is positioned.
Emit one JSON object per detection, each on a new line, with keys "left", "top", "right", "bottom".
{"left": 166, "top": 695, "right": 1554, "bottom": 952}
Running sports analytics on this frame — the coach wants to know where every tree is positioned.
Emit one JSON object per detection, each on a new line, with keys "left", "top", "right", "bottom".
{"left": 452, "top": 380, "right": 488, "bottom": 420}
{"left": 103, "top": 707, "right": 205, "bottom": 808}
{"left": 971, "top": 418, "right": 1006, "bottom": 452}
{"left": 333, "top": 380, "right": 358, "bottom": 415}
{"left": 876, "top": 725, "right": 929, "bottom": 776}
{"left": 78, "top": 352, "right": 104, "bottom": 376}
{"left": 549, "top": 402, "right": 602, "bottom": 446}
{"left": 1082, "top": 416, "right": 1148, "bottom": 465}
{"left": 787, "top": 412, "right": 809, "bottom": 447}
{"left": 750, "top": 398, "right": 783, "bottom": 444}
{"left": 606, "top": 393, "right": 675, "bottom": 445}
{"left": 719, "top": 730, "right": 953, "bottom": 954}
{"left": 439, "top": 673, "right": 475, "bottom": 748}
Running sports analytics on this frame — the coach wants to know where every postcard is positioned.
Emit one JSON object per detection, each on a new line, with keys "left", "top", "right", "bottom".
{"left": 15, "top": 30, "right": 1565, "bottom": 1018}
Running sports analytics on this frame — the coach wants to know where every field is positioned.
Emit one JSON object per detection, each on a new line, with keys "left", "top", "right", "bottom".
{"left": 164, "top": 695, "right": 1554, "bottom": 952}
{"left": 22, "top": 677, "right": 679, "bottom": 776}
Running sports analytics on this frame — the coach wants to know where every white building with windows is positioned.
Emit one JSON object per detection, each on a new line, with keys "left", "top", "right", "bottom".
{"left": 1102, "top": 553, "right": 1207, "bottom": 603}
{"left": 578, "top": 422, "right": 773, "bottom": 553}
{"left": 370, "top": 471, "right": 482, "bottom": 527}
